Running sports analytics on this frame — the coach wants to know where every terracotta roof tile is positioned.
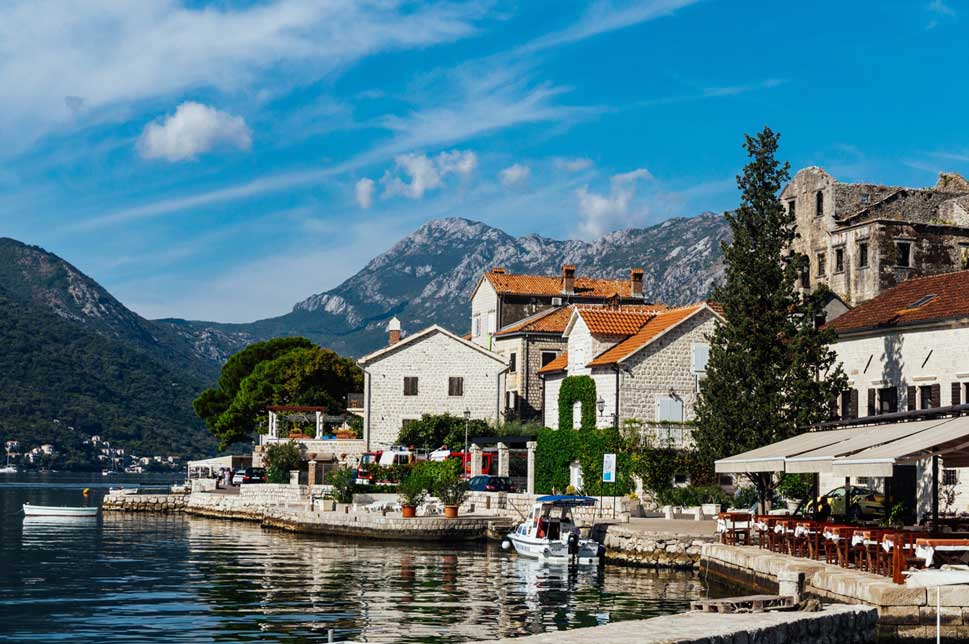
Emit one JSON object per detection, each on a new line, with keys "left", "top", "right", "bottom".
{"left": 484, "top": 272, "right": 640, "bottom": 298}
{"left": 575, "top": 308, "right": 656, "bottom": 336}
{"left": 495, "top": 306, "right": 573, "bottom": 336}
{"left": 827, "top": 270, "right": 969, "bottom": 334}
{"left": 537, "top": 351, "right": 568, "bottom": 375}
{"left": 587, "top": 304, "right": 708, "bottom": 367}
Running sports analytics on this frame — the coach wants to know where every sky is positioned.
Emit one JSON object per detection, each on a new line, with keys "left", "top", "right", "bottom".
{"left": 1, "top": 0, "right": 967, "bottom": 323}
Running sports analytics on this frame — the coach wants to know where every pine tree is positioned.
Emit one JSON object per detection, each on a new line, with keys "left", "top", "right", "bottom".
{"left": 693, "top": 127, "right": 847, "bottom": 510}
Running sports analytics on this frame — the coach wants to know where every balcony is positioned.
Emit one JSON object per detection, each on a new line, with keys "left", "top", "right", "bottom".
{"left": 346, "top": 393, "right": 364, "bottom": 414}
{"left": 624, "top": 421, "right": 695, "bottom": 450}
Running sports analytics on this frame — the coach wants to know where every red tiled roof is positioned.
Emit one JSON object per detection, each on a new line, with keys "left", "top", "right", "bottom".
{"left": 587, "top": 304, "right": 707, "bottom": 367}
{"left": 575, "top": 308, "right": 657, "bottom": 336}
{"left": 484, "top": 272, "right": 639, "bottom": 298}
{"left": 537, "top": 351, "right": 568, "bottom": 375}
{"left": 495, "top": 306, "right": 573, "bottom": 336}
{"left": 827, "top": 270, "right": 969, "bottom": 334}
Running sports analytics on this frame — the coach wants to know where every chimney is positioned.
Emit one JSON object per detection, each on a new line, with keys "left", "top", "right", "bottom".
{"left": 491, "top": 267, "right": 506, "bottom": 274}
{"left": 630, "top": 268, "right": 644, "bottom": 298}
{"left": 561, "top": 264, "right": 576, "bottom": 295}
{"left": 387, "top": 317, "right": 401, "bottom": 346}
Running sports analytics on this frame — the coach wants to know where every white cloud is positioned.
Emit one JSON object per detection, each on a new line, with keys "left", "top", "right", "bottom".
{"left": 555, "top": 157, "right": 594, "bottom": 172}
{"left": 575, "top": 168, "right": 654, "bottom": 239}
{"left": 927, "top": 0, "right": 956, "bottom": 28}
{"left": 137, "top": 102, "right": 251, "bottom": 161}
{"left": 355, "top": 178, "right": 375, "bottom": 209}
{"left": 381, "top": 149, "right": 477, "bottom": 200}
{"left": 499, "top": 163, "right": 530, "bottom": 187}
{"left": 0, "top": 0, "right": 483, "bottom": 149}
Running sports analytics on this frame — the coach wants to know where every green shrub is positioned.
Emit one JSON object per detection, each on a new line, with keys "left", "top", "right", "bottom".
{"left": 430, "top": 459, "right": 467, "bottom": 506}
{"left": 264, "top": 441, "right": 302, "bottom": 484}
{"left": 777, "top": 473, "right": 812, "bottom": 502}
{"left": 558, "top": 375, "right": 597, "bottom": 430}
{"left": 731, "top": 486, "right": 761, "bottom": 510}
{"left": 325, "top": 466, "right": 356, "bottom": 503}
{"left": 397, "top": 467, "right": 429, "bottom": 507}
{"left": 534, "top": 427, "right": 632, "bottom": 496}
{"left": 396, "top": 413, "right": 491, "bottom": 449}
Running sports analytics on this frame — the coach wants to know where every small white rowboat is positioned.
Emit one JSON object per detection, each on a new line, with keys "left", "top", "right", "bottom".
{"left": 22, "top": 503, "right": 99, "bottom": 518}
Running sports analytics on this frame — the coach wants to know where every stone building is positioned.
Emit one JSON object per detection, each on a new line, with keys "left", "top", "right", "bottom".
{"left": 357, "top": 319, "right": 508, "bottom": 450}
{"left": 470, "top": 265, "right": 649, "bottom": 419}
{"left": 825, "top": 269, "right": 969, "bottom": 514}
{"left": 539, "top": 303, "right": 722, "bottom": 449}
{"left": 783, "top": 166, "right": 969, "bottom": 307}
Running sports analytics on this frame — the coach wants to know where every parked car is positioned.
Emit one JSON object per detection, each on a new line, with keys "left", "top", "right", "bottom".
{"left": 807, "top": 485, "right": 885, "bottom": 520}
{"left": 232, "top": 467, "right": 267, "bottom": 485}
{"left": 467, "top": 475, "right": 516, "bottom": 492}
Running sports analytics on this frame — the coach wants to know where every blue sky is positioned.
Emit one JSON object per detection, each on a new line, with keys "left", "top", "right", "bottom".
{"left": 1, "top": 0, "right": 966, "bottom": 322}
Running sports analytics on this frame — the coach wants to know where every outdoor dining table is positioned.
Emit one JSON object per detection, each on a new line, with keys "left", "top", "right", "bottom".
{"left": 914, "top": 538, "right": 969, "bottom": 568}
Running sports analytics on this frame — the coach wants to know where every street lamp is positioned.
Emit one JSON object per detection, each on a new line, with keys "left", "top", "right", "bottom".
{"left": 596, "top": 396, "right": 605, "bottom": 417}
{"left": 463, "top": 409, "right": 471, "bottom": 477}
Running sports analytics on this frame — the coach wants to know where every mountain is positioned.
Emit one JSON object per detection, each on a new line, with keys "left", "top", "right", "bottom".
{"left": 164, "top": 212, "right": 730, "bottom": 357}
{"left": 0, "top": 238, "right": 221, "bottom": 458}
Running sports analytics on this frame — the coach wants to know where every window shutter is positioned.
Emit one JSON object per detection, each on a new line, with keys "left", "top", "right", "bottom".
{"left": 907, "top": 386, "right": 917, "bottom": 411}
{"left": 953, "top": 382, "right": 963, "bottom": 407}
{"left": 887, "top": 388, "right": 898, "bottom": 413}
{"left": 849, "top": 389, "right": 859, "bottom": 419}
{"left": 829, "top": 395, "right": 839, "bottom": 420}
{"left": 867, "top": 389, "right": 876, "bottom": 416}
{"left": 691, "top": 343, "right": 710, "bottom": 372}
{"left": 931, "top": 384, "right": 941, "bottom": 409}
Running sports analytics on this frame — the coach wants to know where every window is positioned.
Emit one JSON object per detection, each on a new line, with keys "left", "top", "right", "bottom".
{"left": 656, "top": 396, "right": 684, "bottom": 422}
{"left": 895, "top": 241, "right": 912, "bottom": 268}
{"left": 487, "top": 310, "right": 496, "bottom": 334}
{"left": 691, "top": 342, "right": 710, "bottom": 372}
{"left": 787, "top": 199, "right": 796, "bottom": 217}
{"left": 816, "top": 191, "right": 824, "bottom": 217}
{"left": 840, "top": 389, "right": 857, "bottom": 419}
{"left": 919, "top": 384, "right": 940, "bottom": 409}
{"left": 908, "top": 294, "right": 936, "bottom": 309}
{"left": 401, "top": 418, "right": 418, "bottom": 432}
{"left": 695, "top": 373, "right": 707, "bottom": 394}
{"left": 816, "top": 252, "right": 826, "bottom": 277}
{"left": 473, "top": 314, "right": 481, "bottom": 337}
{"left": 859, "top": 242, "right": 869, "bottom": 268}
{"left": 403, "top": 377, "right": 419, "bottom": 396}
{"left": 860, "top": 192, "right": 871, "bottom": 204}
{"left": 718, "top": 474, "right": 734, "bottom": 486}
{"left": 834, "top": 247, "right": 845, "bottom": 273}
{"left": 944, "top": 469, "right": 959, "bottom": 486}
{"left": 673, "top": 473, "right": 688, "bottom": 486}
{"left": 508, "top": 352, "right": 517, "bottom": 373}
{"left": 541, "top": 351, "right": 558, "bottom": 368}
{"left": 448, "top": 377, "right": 464, "bottom": 397}
{"left": 878, "top": 387, "right": 898, "bottom": 414}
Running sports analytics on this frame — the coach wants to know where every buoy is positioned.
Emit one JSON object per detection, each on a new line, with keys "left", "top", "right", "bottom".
{"left": 501, "top": 540, "right": 511, "bottom": 551}
{"left": 82, "top": 488, "right": 90, "bottom": 496}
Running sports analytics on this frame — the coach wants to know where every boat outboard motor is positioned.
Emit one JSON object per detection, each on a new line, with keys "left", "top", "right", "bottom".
{"left": 567, "top": 531, "right": 580, "bottom": 564}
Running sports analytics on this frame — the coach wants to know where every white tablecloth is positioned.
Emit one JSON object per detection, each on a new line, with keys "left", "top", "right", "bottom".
{"left": 914, "top": 544, "right": 969, "bottom": 568}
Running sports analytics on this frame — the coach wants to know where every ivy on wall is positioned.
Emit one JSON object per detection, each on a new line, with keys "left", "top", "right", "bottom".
{"left": 534, "top": 427, "right": 633, "bottom": 496}
{"left": 557, "top": 375, "right": 597, "bottom": 431}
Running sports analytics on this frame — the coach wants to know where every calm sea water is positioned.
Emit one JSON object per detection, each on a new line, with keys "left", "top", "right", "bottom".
{"left": 0, "top": 473, "right": 729, "bottom": 643}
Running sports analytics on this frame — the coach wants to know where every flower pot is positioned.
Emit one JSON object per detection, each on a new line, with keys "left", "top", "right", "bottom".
{"left": 444, "top": 505, "right": 459, "bottom": 518}
{"left": 402, "top": 504, "right": 417, "bottom": 518}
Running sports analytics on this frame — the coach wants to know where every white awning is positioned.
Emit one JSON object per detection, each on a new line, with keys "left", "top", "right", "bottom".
{"left": 714, "top": 427, "right": 861, "bottom": 473}
{"left": 785, "top": 419, "right": 948, "bottom": 473}
{"left": 832, "top": 416, "right": 969, "bottom": 477}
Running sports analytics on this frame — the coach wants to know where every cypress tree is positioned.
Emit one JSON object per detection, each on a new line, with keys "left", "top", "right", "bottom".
{"left": 694, "top": 127, "right": 847, "bottom": 510}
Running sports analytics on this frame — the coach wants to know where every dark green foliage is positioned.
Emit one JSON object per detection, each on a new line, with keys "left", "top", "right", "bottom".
{"left": 693, "top": 128, "right": 847, "bottom": 510}
{"left": 777, "top": 473, "right": 813, "bottom": 502}
{"left": 732, "top": 486, "right": 761, "bottom": 510}
{"left": 558, "top": 375, "right": 597, "bottom": 431}
{"left": 397, "top": 465, "right": 430, "bottom": 506}
{"left": 325, "top": 466, "right": 357, "bottom": 503}
{"left": 427, "top": 459, "right": 467, "bottom": 506}
{"left": 195, "top": 339, "right": 363, "bottom": 449}
{"left": 396, "top": 413, "right": 491, "bottom": 450}
{"left": 534, "top": 428, "right": 632, "bottom": 496}
{"left": 0, "top": 286, "right": 214, "bottom": 459}
{"left": 264, "top": 441, "right": 302, "bottom": 483}
{"left": 657, "top": 485, "right": 731, "bottom": 507}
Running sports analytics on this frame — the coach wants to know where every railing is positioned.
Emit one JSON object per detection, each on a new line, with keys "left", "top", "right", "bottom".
{"left": 625, "top": 421, "right": 695, "bottom": 450}
{"left": 346, "top": 393, "right": 364, "bottom": 410}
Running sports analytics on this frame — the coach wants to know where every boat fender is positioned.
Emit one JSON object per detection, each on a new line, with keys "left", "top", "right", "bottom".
{"left": 542, "top": 547, "right": 551, "bottom": 559}
{"left": 501, "top": 540, "right": 511, "bottom": 551}
{"left": 82, "top": 488, "right": 90, "bottom": 496}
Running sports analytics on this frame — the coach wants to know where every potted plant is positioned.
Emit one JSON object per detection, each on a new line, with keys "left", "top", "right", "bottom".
{"left": 397, "top": 471, "right": 427, "bottom": 518}
{"left": 434, "top": 462, "right": 468, "bottom": 519}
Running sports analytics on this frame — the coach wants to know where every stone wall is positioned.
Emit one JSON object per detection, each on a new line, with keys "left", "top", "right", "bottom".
{"left": 470, "top": 279, "right": 498, "bottom": 346}
{"left": 522, "top": 336, "right": 566, "bottom": 418}
{"left": 702, "top": 543, "right": 969, "bottom": 641}
{"left": 102, "top": 493, "right": 187, "bottom": 513}
{"left": 593, "top": 523, "right": 714, "bottom": 569}
{"left": 475, "top": 604, "right": 876, "bottom": 644}
{"left": 363, "top": 329, "right": 507, "bottom": 449}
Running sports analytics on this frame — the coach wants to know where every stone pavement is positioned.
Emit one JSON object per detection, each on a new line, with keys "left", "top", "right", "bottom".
{"left": 622, "top": 517, "right": 717, "bottom": 537}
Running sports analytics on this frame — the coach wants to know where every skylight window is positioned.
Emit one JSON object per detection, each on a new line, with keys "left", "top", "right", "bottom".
{"left": 908, "top": 294, "right": 937, "bottom": 309}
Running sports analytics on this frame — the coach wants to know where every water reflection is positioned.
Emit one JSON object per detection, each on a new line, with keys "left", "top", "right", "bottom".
{"left": 1, "top": 479, "right": 727, "bottom": 643}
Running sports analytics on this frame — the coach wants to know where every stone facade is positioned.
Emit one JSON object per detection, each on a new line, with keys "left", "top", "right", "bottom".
{"left": 359, "top": 327, "right": 507, "bottom": 450}
{"left": 102, "top": 493, "right": 187, "bottom": 513}
{"left": 784, "top": 166, "right": 969, "bottom": 307}
{"left": 492, "top": 334, "right": 565, "bottom": 420}
{"left": 828, "top": 323, "right": 969, "bottom": 515}
{"left": 593, "top": 523, "right": 713, "bottom": 569}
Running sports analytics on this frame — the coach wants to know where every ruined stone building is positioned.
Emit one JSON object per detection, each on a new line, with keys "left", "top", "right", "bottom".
{"left": 783, "top": 167, "right": 969, "bottom": 307}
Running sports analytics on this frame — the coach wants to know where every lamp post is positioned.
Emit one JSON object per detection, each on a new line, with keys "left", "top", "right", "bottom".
{"left": 596, "top": 396, "right": 605, "bottom": 425}
{"left": 463, "top": 409, "right": 471, "bottom": 478}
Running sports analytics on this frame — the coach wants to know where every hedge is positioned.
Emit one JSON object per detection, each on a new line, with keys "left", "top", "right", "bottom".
{"left": 558, "top": 375, "right": 597, "bottom": 430}
{"left": 534, "top": 427, "right": 633, "bottom": 496}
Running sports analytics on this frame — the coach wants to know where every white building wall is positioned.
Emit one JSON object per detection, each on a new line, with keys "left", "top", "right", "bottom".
{"left": 470, "top": 280, "right": 499, "bottom": 349}
{"left": 543, "top": 373, "right": 563, "bottom": 429}
{"left": 566, "top": 316, "right": 625, "bottom": 375}
{"left": 832, "top": 323, "right": 969, "bottom": 514}
{"left": 363, "top": 331, "right": 507, "bottom": 450}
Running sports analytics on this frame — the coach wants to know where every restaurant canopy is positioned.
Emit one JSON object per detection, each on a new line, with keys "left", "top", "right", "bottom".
{"left": 832, "top": 416, "right": 969, "bottom": 477}
{"left": 714, "top": 427, "right": 860, "bottom": 473}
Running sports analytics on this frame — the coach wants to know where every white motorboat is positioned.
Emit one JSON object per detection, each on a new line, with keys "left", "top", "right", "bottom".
{"left": 22, "top": 503, "right": 99, "bottom": 518}
{"left": 502, "top": 495, "right": 604, "bottom": 565}
{"left": 0, "top": 465, "right": 17, "bottom": 474}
